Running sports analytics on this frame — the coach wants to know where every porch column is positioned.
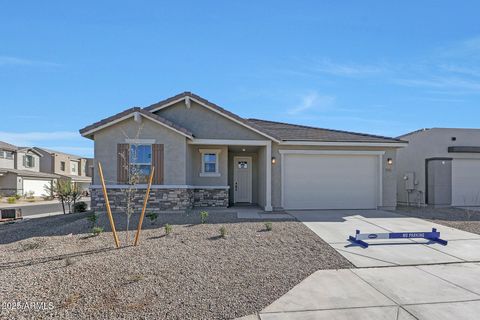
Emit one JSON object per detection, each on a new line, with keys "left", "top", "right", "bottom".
{"left": 265, "top": 141, "right": 272, "bottom": 211}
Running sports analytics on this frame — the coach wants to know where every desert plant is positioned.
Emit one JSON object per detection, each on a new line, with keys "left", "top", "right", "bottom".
{"left": 86, "top": 213, "right": 99, "bottom": 228}
{"left": 118, "top": 125, "right": 147, "bottom": 244}
{"left": 27, "top": 198, "right": 35, "bottom": 203}
{"left": 7, "top": 197, "right": 16, "bottom": 204}
{"left": 14, "top": 194, "right": 21, "bottom": 200}
{"left": 92, "top": 226, "right": 104, "bottom": 236}
{"left": 20, "top": 242, "right": 41, "bottom": 251}
{"left": 200, "top": 211, "right": 208, "bottom": 224}
{"left": 73, "top": 201, "right": 88, "bottom": 213}
{"left": 147, "top": 212, "right": 158, "bottom": 224}
{"left": 45, "top": 179, "right": 81, "bottom": 214}
{"left": 219, "top": 226, "right": 228, "bottom": 238}
{"left": 264, "top": 222, "right": 273, "bottom": 231}
{"left": 164, "top": 223, "right": 172, "bottom": 236}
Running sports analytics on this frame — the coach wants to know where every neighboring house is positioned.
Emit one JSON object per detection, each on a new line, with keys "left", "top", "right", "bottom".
{"left": 80, "top": 92, "right": 407, "bottom": 213}
{"left": 33, "top": 147, "right": 93, "bottom": 192}
{"left": 0, "top": 141, "right": 59, "bottom": 197}
{"left": 397, "top": 128, "right": 480, "bottom": 207}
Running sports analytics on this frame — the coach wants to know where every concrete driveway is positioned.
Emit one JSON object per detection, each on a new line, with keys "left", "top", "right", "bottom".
{"left": 260, "top": 263, "right": 480, "bottom": 319}
{"left": 289, "top": 210, "right": 480, "bottom": 267}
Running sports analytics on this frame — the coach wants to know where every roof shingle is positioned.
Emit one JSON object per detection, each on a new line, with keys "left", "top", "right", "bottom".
{"left": 247, "top": 118, "right": 405, "bottom": 143}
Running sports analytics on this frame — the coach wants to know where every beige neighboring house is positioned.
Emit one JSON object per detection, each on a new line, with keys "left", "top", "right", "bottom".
{"left": 80, "top": 92, "right": 407, "bottom": 213}
{"left": 0, "top": 141, "right": 59, "bottom": 197}
{"left": 34, "top": 147, "right": 92, "bottom": 193}
{"left": 397, "top": 128, "right": 480, "bottom": 207}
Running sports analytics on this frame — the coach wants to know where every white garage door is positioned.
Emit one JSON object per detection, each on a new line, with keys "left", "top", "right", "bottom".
{"left": 452, "top": 159, "right": 480, "bottom": 206}
{"left": 282, "top": 153, "right": 380, "bottom": 209}
{"left": 23, "top": 179, "right": 51, "bottom": 196}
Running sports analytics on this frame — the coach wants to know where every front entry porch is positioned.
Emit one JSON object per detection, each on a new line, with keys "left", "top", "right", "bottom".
{"left": 189, "top": 139, "right": 272, "bottom": 211}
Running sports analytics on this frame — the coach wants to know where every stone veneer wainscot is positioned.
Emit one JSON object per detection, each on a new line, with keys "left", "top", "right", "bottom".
{"left": 90, "top": 186, "right": 229, "bottom": 213}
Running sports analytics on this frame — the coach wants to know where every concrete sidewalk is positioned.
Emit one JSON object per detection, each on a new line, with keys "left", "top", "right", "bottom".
{"left": 289, "top": 210, "right": 480, "bottom": 267}
{"left": 259, "top": 263, "right": 480, "bottom": 319}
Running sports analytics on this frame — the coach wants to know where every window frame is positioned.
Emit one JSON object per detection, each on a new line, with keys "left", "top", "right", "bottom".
{"left": 24, "top": 154, "right": 35, "bottom": 168}
{"left": 129, "top": 143, "right": 153, "bottom": 183}
{"left": 60, "top": 161, "right": 66, "bottom": 171}
{"left": 70, "top": 161, "right": 78, "bottom": 175}
{"left": 199, "top": 149, "right": 221, "bottom": 177}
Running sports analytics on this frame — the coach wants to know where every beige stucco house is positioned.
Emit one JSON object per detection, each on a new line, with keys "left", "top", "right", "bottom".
{"left": 397, "top": 128, "right": 480, "bottom": 207}
{"left": 34, "top": 147, "right": 92, "bottom": 192}
{"left": 0, "top": 141, "right": 59, "bottom": 196}
{"left": 80, "top": 92, "right": 407, "bottom": 212}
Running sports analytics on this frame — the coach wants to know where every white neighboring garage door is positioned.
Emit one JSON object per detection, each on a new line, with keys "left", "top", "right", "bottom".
{"left": 281, "top": 151, "right": 382, "bottom": 210}
{"left": 452, "top": 159, "right": 480, "bottom": 206}
{"left": 23, "top": 179, "right": 51, "bottom": 196}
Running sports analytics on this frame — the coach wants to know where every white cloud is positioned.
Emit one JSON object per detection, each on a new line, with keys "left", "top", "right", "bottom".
{"left": 0, "top": 131, "right": 81, "bottom": 147}
{"left": 0, "top": 56, "right": 60, "bottom": 68}
{"left": 312, "top": 59, "right": 384, "bottom": 77}
{"left": 394, "top": 77, "right": 480, "bottom": 92}
{"left": 288, "top": 92, "right": 335, "bottom": 115}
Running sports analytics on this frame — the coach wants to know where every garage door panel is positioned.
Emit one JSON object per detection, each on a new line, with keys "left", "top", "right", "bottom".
{"left": 452, "top": 159, "right": 480, "bottom": 206}
{"left": 23, "top": 179, "right": 51, "bottom": 196}
{"left": 283, "top": 154, "right": 379, "bottom": 210}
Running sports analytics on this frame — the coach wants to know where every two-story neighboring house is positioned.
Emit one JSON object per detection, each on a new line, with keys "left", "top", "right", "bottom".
{"left": 34, "top": 147, "right": 92, "bottom": 192}
{"left": 0, "top": 141, "right": 60, "bottom": 196}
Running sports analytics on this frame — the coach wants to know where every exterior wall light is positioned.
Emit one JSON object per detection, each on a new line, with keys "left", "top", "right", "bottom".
{"left": 387, "top": 158, "right": 393, "bottom": 165}
{"left": 271, "top": 157, "right": 276, "bottom": 164}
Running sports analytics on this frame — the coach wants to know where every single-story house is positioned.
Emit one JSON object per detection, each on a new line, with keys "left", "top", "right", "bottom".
{"left": 397, "top": 128, "right": 480, "bottom": 207}
{"left": 80, "top": 92, "right": 407, "bottom": 212}
{"left": 0, "top": 141, "right": 59, "bottom": 197}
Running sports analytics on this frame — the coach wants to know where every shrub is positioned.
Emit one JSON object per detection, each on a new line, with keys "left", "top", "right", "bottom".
{"left": 92, "top": 226, "right": 104, "bottom": 236}
{"left": 87, "top": 213, "right": 99, "bottom": 227}
{"left": 73, "top": 201, "right": 88, "bottom": 213}
{"left": 164, "top": 224, "right": 172, "bottom": 236}
{"left": 265, "top": 222, "right": 273, "bottom": 231}
{"left": 7, "top": 197, "right": 16, "bottom": 204}
{"left": 147, "top": 212, "right": 158, "bottom": 224}
{"left": 200, "top": 211, "right": 208, "bottom": 224}
{"left": 219, "top": 226, "right": 228, "bottom": 238}
{"left": 14, "top": 194, "right": 21, "bottom": 200}
{"left": 27, "top": 198, "right": 36, "bottom": 203}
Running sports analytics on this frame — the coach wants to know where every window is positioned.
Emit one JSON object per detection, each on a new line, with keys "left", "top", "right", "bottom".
{"left": 0, "top": 150, "right": 12, "bottom": 159}
{"left": 60, "top": 161, "right": 66, "bottom": 171}
{"left": 200, "top": 149, "right": 220, "bottom": 177}
{"left": 130, "top": 144, "right": 152, "bottom": 183}
{"left": 70, "top": 161, "right": 78, "bottom": 175}
{"left": 23, "top": 155, "right": 34, "bottom": 168}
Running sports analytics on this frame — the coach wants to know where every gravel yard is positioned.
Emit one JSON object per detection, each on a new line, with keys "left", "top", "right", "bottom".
{"left": 0, "top": 210, "right": 352, "bottom": 319}
{"left": 396, "top": 206, "right": 480, "bottom": 235}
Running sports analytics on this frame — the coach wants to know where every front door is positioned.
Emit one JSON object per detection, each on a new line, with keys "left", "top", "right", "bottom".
{"left": 234, "top": 156, "right": 252, "bottom": 203}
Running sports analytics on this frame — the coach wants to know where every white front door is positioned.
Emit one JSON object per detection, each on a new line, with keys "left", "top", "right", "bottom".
{"left": 234, "top": 156, "right": 252, "bottom": 203}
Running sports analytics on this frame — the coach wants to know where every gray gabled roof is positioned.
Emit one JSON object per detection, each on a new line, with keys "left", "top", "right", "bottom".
{"left": 33, "top": 147, "right": 89, "bottom": 160}
{"left": 79, "top": 92, "right": 405, "bottom": 144}
{"left": 0, "top": 168, "right": 60, "bottom": 179}
{"left": 0, "top": 141, "right": 18, "bottom": 151}
{"left": 79, "top": 107, "right": 194, "bottom": 139}
{"left": 247, "top": 119, "right": 406, "bottom": 143}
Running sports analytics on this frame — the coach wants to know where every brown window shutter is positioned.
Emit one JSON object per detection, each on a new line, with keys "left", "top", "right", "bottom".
{"left": 117, "top": 143, "right": 129, "bottom": 183}
{"left": 152, "top": 144, "right": 164, "bottom": 184}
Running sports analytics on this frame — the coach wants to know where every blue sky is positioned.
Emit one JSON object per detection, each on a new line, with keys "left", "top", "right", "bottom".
{"left": 1, "top": 1, "right": 480, "bottom": 158}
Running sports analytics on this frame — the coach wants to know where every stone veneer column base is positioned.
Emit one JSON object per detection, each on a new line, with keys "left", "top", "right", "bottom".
{"left": 90, "top": 187, "right": 229, "bottom": 213}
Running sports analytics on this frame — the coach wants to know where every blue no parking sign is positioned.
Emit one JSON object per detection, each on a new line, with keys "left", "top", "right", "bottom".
{"left": 348, "top": 228, "right": 448, "bottom": 248}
